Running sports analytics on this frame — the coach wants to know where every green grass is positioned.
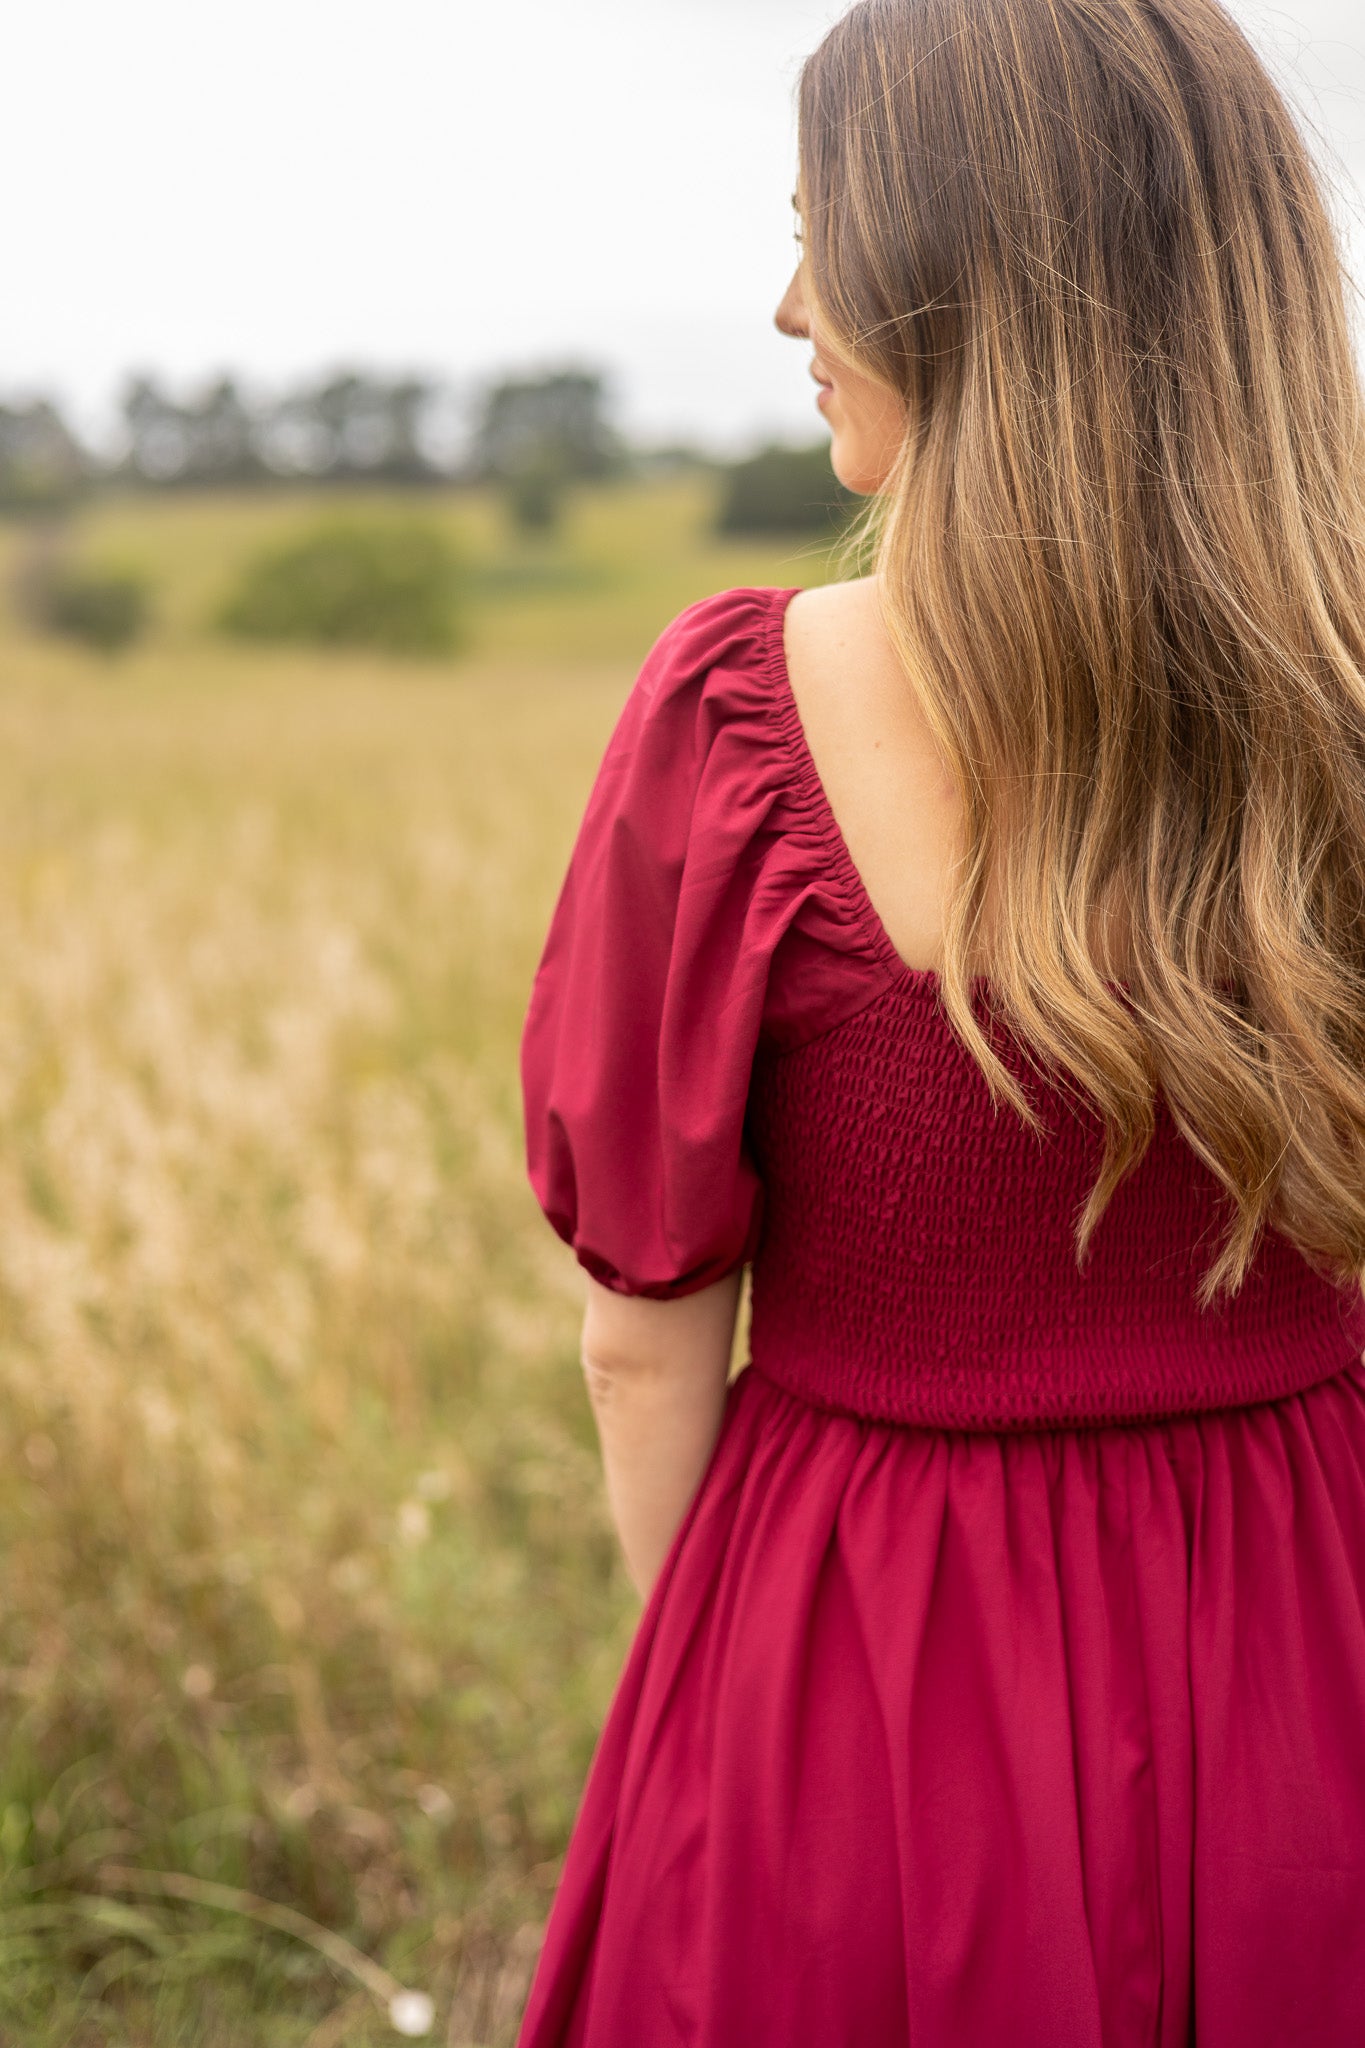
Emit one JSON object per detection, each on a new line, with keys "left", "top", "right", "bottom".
{"left": 0, "top": 477, "right": 844, "bottom": 2043}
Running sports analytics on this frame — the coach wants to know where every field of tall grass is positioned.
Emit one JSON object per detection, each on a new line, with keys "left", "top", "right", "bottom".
{"left": 0, "top": 476, "right": 840, "bottom": 2044}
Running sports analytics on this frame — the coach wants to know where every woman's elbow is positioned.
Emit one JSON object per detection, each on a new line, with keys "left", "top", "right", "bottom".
{"left": 579, "top": 1267, "right": 744, "bottom": 1385}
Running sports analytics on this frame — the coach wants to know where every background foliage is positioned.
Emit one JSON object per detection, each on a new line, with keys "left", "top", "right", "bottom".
{"left": 715, "top": 440, "right": 860, "bottom": 536}
{"left": 217, "top": 517, "right": 467, "bottom": 656}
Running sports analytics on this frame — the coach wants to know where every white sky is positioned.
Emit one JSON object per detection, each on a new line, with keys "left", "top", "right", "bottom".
{"left": 5, "top": 0, "right": 1365, "bottom": 456}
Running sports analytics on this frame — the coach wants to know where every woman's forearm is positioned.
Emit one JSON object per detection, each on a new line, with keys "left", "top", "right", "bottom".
{"left": 581, "top": 1354, "right": 732, "bottom": 1602}
{"left": 579, "top": 1268, "right": 744, "bottom": 1603}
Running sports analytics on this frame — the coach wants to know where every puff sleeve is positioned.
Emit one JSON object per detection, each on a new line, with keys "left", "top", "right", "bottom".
{"left": 519, "top": 589, "right": 787, "bottom": 1299}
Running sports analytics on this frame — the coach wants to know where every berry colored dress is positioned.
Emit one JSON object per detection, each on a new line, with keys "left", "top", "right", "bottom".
{"left": 515, "top": 585, "right": 1365, "bottom": 2048}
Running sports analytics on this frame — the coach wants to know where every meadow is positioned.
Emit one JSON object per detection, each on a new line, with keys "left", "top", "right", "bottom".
{"left": 0, "top": 475, "right": 841, "bottom": 2045}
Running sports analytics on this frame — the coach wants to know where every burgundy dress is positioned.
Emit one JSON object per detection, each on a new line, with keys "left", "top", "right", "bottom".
{"left": 516, "top": 585, "right": 1365, "bottom": 2047}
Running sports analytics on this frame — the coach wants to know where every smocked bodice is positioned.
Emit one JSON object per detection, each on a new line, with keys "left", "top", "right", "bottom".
{"left": 521, "top": 583, "right": 1365, "bottom": 1434}
{"left": 746, "top": 978, "right": 1365, "bottom": 1431}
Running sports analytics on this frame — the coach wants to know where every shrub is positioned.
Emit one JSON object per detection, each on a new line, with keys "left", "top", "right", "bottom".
{"left": 506, "top": 464, "right": 563, "bottom": 535}
{"left": 714, "top": 441, "right": 858, "bottom": 536}
{"left": 217, "top": 516, "right": 466, "bottom": 656}
{"left": 22, "top": 562, "right": 150, "bottom": 654}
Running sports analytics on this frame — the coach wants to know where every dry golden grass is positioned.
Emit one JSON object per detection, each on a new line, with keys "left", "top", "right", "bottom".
{"left": 0, "top": 480, "right": 835, "bottom": 2043}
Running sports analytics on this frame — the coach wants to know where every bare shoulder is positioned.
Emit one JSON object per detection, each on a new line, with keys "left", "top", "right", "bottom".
{"left": 779, "top": 576, "right": 963, "bottom": 974}
{"left": 782, "top": 576, "right": 953, "bottom": 803}
{"left": 783, "top": 575, "right": 883, "bottom": 658}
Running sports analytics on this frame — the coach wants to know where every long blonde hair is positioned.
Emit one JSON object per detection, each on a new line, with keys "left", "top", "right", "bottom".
{"left": 797, "top": 0, "right": 1365, "bottom": 1309}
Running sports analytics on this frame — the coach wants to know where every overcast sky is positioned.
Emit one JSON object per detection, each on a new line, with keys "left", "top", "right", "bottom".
{"left": 5, "top": 0, "right": 1365, "bottom": 455}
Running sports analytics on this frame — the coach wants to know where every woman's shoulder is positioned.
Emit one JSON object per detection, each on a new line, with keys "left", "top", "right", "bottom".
{"left": 630, "top": 584, "right": 794, "bottom": 716}
{"left": 628, "top": 579, "right": 890, "bottom": 767}
{"left": 626, "top": 577, "right": 933, "bottom": 892}
{"left": 780, "top": 574, "right": 920, "bottom": 726}
{"left": 594, "top": 587, "right": 801, "bottom": 820}
{"left": 643, "top": 577, "right": 876, "bottom": 672}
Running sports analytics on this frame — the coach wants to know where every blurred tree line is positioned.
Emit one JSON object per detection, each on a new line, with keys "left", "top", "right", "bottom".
{"left": 0, "top": 400, "right": 88, "bottom": 511}
{"left": 0, "top": 364, "right": 855, "bottom": 571}
{"left": 0, "top": 367, "right": 639, "bottom": 508}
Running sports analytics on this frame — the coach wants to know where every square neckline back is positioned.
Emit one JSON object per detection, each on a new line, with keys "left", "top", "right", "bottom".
{"left": 762, "top": 582, "right": 1144, "bottom": 1007}
{"left": 763, "top": 583, "right": 989, "bottom": 998}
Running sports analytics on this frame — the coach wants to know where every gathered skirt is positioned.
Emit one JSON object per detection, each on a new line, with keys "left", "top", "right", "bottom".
{"left": 514, "top": 1354, "right": 1365, "bottom": 2047}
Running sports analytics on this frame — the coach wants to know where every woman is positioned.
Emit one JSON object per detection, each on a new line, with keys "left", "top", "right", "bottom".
{"left": 516, "top": 0, "right": 1365, "bottom": 2040}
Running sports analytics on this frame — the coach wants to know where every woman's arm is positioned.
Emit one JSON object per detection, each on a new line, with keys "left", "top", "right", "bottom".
{"left": 579, "top": 1267, "right": 745, "bottom": 1603}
